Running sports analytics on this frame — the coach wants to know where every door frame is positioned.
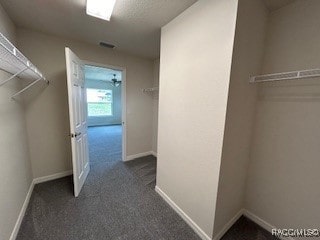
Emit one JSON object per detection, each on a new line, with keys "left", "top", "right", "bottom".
{"left": 83, "top": 60, "right": 127, "bottom": 162}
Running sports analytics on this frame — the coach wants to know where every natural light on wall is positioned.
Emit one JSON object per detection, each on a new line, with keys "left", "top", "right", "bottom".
{"left": 86, "top": 0, "right": 116, "bottom": 21}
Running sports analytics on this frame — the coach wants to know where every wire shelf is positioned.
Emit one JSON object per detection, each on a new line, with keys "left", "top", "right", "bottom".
{"left": 0, "top": 32, "right": 48, "bottom": 97}
{"left": 142, "top": 87, "right": 159, "bottom": 93}
{"left": 250, "top": 69, "right": 320, "bottom": 83}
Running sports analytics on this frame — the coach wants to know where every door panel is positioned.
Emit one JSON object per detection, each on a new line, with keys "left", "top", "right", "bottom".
{"left": 65, "top": 48, "right": 90, "bottom": 197}
{"left": 83, "top": 133, "right": 89, "bottom": 169}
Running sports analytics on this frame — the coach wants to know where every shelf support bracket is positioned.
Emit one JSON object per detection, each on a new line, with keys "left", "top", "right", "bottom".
{"left": 0, "top": 67, "right": 29, "bottom": 86}
{"left": 11, "top": 77, "right": 43, "bottom": 98}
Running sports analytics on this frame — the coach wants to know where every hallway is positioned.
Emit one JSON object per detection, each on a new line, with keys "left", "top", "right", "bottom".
{"left": 16, "top": 126, "right": 199, "bottom": 239}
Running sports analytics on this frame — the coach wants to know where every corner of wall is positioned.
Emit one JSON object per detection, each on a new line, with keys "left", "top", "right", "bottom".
{"left": 244, "top": 0, "right": 320, "bottom": 232}
{"left": 152, "top": 58, "right": 160, "bottom": 154}
{"left": 213, "top": 0, "right": 269, "bottom": 236}
{"left": 0, "top": 3, "right": 34, "bottom": 240}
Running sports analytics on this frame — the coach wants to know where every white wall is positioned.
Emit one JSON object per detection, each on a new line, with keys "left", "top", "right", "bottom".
{"left": 245, "top": 0, "right": 320, "bottom": 237}
{"left": 152, "top": 59, "right": 159, "bottom": 154}
{"left": 17, "top": 29, "right": 154, "bottom": 178}
{"left": 85, "top": 80, "right": 122, "bottom": 127}
{"left": 157, "top": 0, "right": 238, "bottom": 237}
{"left": 0, "top": 5, "right": 33, "bottom": 240}
{"left": 213, "top": 0, "right": 268, "bottom": 236}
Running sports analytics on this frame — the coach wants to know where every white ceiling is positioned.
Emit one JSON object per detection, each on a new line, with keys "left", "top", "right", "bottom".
{"left": 0, "top": 0, "right": 197, "bottom": 59}
{"left": 85, "top": 65, "right": 121, "bottom": 82}
{"left": 263, "top": 0, "right": 297, "bottom": 12}
{"left": 0, "top": 0, "right": 297, "bottom": 59}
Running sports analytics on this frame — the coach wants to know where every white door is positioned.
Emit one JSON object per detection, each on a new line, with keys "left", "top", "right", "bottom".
{"left": 65, "top": 47, "right": 90, "bottom": 197}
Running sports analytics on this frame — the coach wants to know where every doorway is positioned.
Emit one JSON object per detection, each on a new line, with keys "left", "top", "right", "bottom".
{"left": 84, "top": 64, "right": 126, "bottom": 165}
{"left": 65, "top": 48, "right": 127, "bottom": 196}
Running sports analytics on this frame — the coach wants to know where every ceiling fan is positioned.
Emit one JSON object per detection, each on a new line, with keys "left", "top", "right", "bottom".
{"left": 111, "top": 74, "right": 121, "bottom": 87}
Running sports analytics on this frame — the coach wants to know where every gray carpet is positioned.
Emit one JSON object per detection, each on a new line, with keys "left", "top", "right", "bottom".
{"left": 221, "top": 216, "right": 280, "bottom": 240}
{"left": 16, "top": 125, "right": 278, "bottom": 240}
{"left": 88, "top": 125, "right": 122, "bottom": 164}
{"left": 16, "top": 125, "right": 199, "bottom": 240}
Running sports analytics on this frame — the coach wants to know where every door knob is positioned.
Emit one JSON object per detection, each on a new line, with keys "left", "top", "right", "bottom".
{"left": 70, "top": 132, "right": 82, "bottom": 138}
{"left": 75, "top": 132, "right": 82, "bottom": 137}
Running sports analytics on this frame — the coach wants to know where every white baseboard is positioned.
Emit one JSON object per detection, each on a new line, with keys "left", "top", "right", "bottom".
{"left": 213, "top": 209, "right": 244, "bottom": 240}
{"left": 243, "top": 209, "right": 295, "bottom": 240}
{"left": 9, "top": 181, "right": 34, "bottom": 240}
{"left": 155, "top": 186, "right": 212, "bottom": 240}
{"left": 125, "top": 151, "right": 154, "bottom": 161}
{"left": 33, "top": 170, "right": 73, "bottom": 184}
{"left": 153, "top": 189, "right": 295, "bottom": 240}
{"left": 9, "top": 170, "right": 73, "bottom": 239}
{"left": 10, "top": 172, "right": 293, "bottom": 240}
{"left": 151, "top": 151, "right": 157, "bottom": 157}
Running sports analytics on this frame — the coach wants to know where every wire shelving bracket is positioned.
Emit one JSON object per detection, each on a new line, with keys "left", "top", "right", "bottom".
{"left": 0, "top": 32, "right": 48, "bottom": 98}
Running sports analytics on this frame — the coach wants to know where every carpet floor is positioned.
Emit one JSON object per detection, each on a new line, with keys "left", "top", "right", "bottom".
{"left": 16, "top": 125, "right": 278, "bottom": 240}
{"left": 221, "top": 216, "right": 280, "bottom": 240}
{"left": 88, "top": 125, "right": 123, "bottom": 164}
{"left": 16, "top": 125, "right": 199, "bottom": 240}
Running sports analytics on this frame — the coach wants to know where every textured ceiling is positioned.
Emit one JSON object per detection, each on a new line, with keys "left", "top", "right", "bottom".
{"left": 0, "top": 0, "right": 197, "bottom": 59}
{"left": 85, "top": 65, "right": 122, "bottom": 82}
{"left": 263, "top": 0, "right": 297, "bottom": 12}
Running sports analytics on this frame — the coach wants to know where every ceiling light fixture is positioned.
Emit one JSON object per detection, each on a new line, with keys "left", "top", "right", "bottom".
{"left": 86, "top": 0, "right": 116, "bottom": 21}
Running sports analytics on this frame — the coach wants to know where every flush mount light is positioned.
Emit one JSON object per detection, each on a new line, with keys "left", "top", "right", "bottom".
{"left": 86, "top": 0, "right": 116, "bottom": 21}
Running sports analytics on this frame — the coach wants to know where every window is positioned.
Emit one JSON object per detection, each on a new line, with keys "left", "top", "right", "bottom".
{"left": 87, "top": 88, "right": 112, "bottom": 116}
